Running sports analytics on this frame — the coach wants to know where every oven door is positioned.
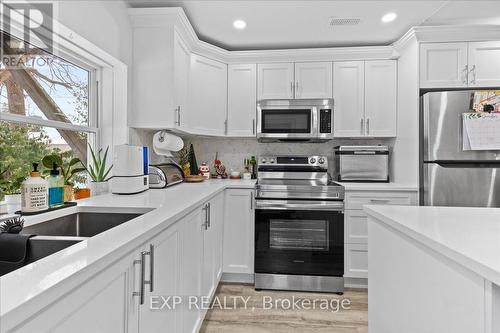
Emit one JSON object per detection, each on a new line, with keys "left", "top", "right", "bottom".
{"left": 255, "top": 200, "right": 344, "bottom": 277}
{"left": 257, "top": 107, "right": 317, "bottom": 140}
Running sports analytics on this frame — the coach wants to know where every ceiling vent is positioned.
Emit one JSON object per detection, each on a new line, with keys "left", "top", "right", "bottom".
{"left": 329, "top": 17, "right": 361, "bottom": 26}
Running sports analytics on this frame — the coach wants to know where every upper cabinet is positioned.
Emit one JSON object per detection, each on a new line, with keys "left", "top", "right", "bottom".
{"left": 420, "top": 43, "right": 468, "bottom": 88}
{"left": 468, "top": 41, "right": 500, "bottom": 87}
{"left": 257, "top": 62, "right": 333, "bottom": 100}
{"left": 257, "top": 63, "right": 294, "bottom": 99}
{"left": 294, "top": 62, "right": 333, "bottom": 99}
{"left": 187, "top": 54, "right": 228, "bottom": 136}
{"left": 334, "top": 60, "right": 397, "bottom": 138}
{"left": 130, "top": 25, "right": 190, "bottom": 129}
{"left": 334, "top": 61, "right": 365, "bottom": 137}
{"left": 420, "top": 41, "right": 500, "bottom": 88}
{"left": 364, "top": 61, "right": 397, "bottom": 137}
{"left": 227, "top": 64, "right": 257, "bottom": 137}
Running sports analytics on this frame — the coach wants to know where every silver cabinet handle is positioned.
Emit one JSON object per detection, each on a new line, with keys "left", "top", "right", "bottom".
{"left": 132, "top": 251, "right": 147, "bottom": 305}
{"left": 290, "top": 81, "right": 293, "bottom": 97}
{"left": 148, "top": 244, "right": 154, "bottom": 292}
{"left": 250, "top": 192, "right": 254, "bottom": 210}
{"left": 366, "top": 118, "right": 370, "bottom": 135}
{"left": 175, "top": 106, "right": 181, "bottom": 126}
{"left": 462, "top": 64, "right": 468, "bottom": 84}
{"left": 295, "top": 81, "right": 299, "bottom": 97}
{"left": 224, "top": 119, "right": 228, "bottom": 135}
{"left": 370, "top": 199, "right": 391, "bottom": 203}
{"left": 360, "top": 118, "right": 364, "bottom": 135}
{"left": 252, "top": 119, "right": 255, "bottom": 135}
{"left": 469, "top": 65, "right": 476, "bottom": 85}
{"left": 207, "top": 202, "right": 211, "bottom": 228}
{"left": 202, "top": 204, "right": 208, "bottom": 230}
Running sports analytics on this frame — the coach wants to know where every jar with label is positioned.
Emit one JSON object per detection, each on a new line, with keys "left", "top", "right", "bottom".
{"left": 21, "top": 163, "right": 48, "bottom": 213}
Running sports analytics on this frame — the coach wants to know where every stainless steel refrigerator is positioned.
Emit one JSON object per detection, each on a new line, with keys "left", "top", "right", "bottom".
{"left": 420, "top": 90, "right": 500, "bottom": 207}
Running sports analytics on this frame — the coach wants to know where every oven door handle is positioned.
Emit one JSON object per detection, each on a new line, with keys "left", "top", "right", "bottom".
{"left": 255, "top": 200, "right": 344, "bottom": 212}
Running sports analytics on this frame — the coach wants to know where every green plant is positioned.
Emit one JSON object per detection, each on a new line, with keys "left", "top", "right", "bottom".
{"left": 85, "top": 144, "right": 113, "bottom": 182}
{"left": 42, "top": 154, "right": 86, "bottom": 186}
{"left": 0, "top": 171, "right": 25, "bottom": 195}
{"left": 175, "top": 144, "right": 190, "bottom": 167}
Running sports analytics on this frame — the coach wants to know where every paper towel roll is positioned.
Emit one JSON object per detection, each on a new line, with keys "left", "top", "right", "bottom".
{"left": 153, "top": 131, "right": 184, "bottom": 156}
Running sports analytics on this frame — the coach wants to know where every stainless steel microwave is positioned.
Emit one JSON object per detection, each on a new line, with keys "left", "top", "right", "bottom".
{"left": 256, "top": 99, "right": 334, "bottom": 142}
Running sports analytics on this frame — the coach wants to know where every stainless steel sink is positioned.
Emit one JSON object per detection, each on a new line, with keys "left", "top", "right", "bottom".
{"left": 25, "top": 236, "right": 84, "bottom": 264}
{"left": 22, "top": 212, "right": 142, "bottom": 237}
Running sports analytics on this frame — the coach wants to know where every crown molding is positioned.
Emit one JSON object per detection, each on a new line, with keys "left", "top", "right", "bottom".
{"left": 128, "top": 7, "right": 398, "bottom": 63}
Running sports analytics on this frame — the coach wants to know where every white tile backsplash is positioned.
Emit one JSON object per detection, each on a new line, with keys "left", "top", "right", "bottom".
{"left": 131, "top": 129, "right": 393, "bottom": 174}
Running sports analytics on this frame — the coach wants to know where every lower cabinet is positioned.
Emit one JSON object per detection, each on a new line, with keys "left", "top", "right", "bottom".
{"left": 344, "top": 189, "right": 418, "bottom": 280}
{"left": 13, "top": 192, "right": 226, "bottom": 333}
{"left": 223, "top": 189, "right": 255, "bottom": 275}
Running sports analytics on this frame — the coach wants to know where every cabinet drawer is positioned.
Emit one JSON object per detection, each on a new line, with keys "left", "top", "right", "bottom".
{"left": 345, "top": 191, "right": 416, "bottom": 210}
{"left": 345, "top": 243, "right": 368, "bottom": 279}
{"left": 345, "top": 210, "right": 368, "bottom": 244}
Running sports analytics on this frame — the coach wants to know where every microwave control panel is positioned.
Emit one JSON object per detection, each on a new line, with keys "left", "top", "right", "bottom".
{"left": 319, "top": 109, "right": 332, "bottom": 133}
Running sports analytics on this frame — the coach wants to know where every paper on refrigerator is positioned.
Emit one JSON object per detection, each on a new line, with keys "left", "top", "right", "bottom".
{"left": 463, "top": 112, "right": 500, "bottom": 150}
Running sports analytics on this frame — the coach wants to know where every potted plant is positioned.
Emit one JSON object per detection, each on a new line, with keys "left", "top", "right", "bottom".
{"left": 85, "top": 144, "right": 113, "bottom": 196}
{"left": 42, "top": 154, "right": 86, "bottom": 202}
{"left": 0, "top": 168, "right": 25, "bottom": 213}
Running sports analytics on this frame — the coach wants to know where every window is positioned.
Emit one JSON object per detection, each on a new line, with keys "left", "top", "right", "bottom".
{"left": 0, "top": 30, "right": 97, "bottom": 189}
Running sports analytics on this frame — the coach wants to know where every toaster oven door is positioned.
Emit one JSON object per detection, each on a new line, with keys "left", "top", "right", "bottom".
{"left": 337, "top": 151, "right": 389, "bottom": 182}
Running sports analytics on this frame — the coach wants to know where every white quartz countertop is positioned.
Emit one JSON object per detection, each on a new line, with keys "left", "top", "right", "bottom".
{"left": 364, "top": 205, "right": 500, "bottom": 286}
{"left": 0, "top": 179, "right": 255, "bottom": 325}
{"left": 338, "top": 182, "right": 418, "bottom": 191}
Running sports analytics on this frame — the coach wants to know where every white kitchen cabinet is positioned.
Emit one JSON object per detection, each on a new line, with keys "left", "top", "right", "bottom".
{"left": 223, "top": 189, "right": 254, "bottom": 274}
{"left": 227, "top": 64, "right": 257, "bottom": 137}
{"left": 180, "top": 207, "right": 204, "bottom": 333}
{"left": 173, "top": 32, "right": 191, "bottom": 130}
{"left": 257, "top": 63, "right": 294, "bottom": 99}
{"left": 344, "top": 189, "right": 418, "bottom": 280}
{"left": 129, "top": 16, "right": 191, "bottom": 129}
{"left": 139, "top": 224, "right": 181, "bottom": 333}
{"left": 13, "top": 250, "right": 138, "bottom": 333}
{"left": 420, "top": 43, "right": 468, "bottom": 88}
{"left": 468, "top": 41, "right": 500, "bottom": 87}
{"left": 334, "top": 60, "right": 397, "bottom": 138}
{"left": 294, "top": 62, "right": 333, "bottom": 99}
{"left": 187, "top": 54, "right": 227, "bottom": 136}
{"left": 333, "top": 61, "right": 365, "bottom": 137}
{"left": 201, "top": 193, "right": 224, "bottom": 304}
{"left": 364, "top": 60, "right": 397, "bottom": 137}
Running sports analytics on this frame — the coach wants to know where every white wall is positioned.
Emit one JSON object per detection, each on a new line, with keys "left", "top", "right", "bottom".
{"left": 392, "top": 38, "right": 419, "bottom": 186}
{"left": 54, "top": 1, "right": 132, "bottom": 66}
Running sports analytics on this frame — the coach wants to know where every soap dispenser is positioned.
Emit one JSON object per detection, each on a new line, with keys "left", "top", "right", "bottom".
{"left": 48, "top": 162, "right": 64, "bottom": 208}
{"left": 21, "top": 163, "right": 49, "bottom": 213}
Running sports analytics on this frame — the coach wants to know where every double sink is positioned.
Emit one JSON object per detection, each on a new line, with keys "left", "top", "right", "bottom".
{"left": 21, "top": 212, "right": 143, "bottom": 265}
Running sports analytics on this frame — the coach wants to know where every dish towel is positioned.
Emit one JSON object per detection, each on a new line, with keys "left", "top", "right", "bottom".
{"left": 0, "top": 233, "right": 35, "bottom": 276}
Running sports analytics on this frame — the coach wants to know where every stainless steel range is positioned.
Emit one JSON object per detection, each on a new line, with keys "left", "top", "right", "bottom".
{"left": 254, "top": 155, "right": 345, "bottom": 293}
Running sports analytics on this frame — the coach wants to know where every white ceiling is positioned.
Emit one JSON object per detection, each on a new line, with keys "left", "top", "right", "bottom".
{"left": 127, "top": 1, "right": 500, "bottom": 50}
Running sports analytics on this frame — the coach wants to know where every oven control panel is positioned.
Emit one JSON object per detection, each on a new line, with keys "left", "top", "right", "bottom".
{"left": 259, "top": 155, "right": 328, "bottom": 168}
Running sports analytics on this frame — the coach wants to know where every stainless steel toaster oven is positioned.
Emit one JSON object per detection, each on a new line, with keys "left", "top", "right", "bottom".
{"left": 333, "top": 146, "right": 390, "bottom": 182}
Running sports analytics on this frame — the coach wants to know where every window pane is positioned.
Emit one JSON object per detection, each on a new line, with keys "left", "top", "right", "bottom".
{"left": 0, "top": 31, "right": 90, "bottom": 126}
{"left": 0, "top": 121, "right": 92, "bottom": 193}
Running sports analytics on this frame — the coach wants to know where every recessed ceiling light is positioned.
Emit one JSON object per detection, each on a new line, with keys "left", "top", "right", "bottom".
{"left": 233, "top": 19, "right": 247, "bottom": 30}
{"left": 381, "top": 12, "right": 397, "bottom": 23}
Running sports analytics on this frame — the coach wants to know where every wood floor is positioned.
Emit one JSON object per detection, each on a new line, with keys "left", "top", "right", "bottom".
{"left": 200, "top": 284, "right": 368, "bottom": 333}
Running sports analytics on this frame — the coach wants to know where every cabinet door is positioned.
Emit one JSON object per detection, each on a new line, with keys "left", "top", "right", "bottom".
{"left": 294, "top": 62, "right": 333, "bottom": 99}
{"left": 187, "top": 54, "right": 227, "bottom": 136}
{"left": 345, "top": 210, "right": 368, "bottom": 244}
{"left": 180, "top": 208, "right": 203, "bottom": 333}
{"left": 345, "top": 243, "right": 368, "bottom": 279}
{"left": 14, "top": 251, "right": 140, "bottom": 333}
{"left": 333, "top": 61, "right": 365, "bottom": 137}
{"left": 468, "top": 41, "right": 500, "bottom": 87}
{"left": 364, "top": 60, "right": 397, "bottom": 137}
{"left": 139, "top": 224, "right": 181, "bottom": 333}
{"left": 257, "top": 63, "right": 294, "bottom": 99}
{"left": 420, "top": 43, "right": 468, "bottom": 88}
{"left": 227, "top": 64, "right": 257, "bottom": 137}
{"left": 173, "top": 32, "right": 190, "bottom": 130}
{"left": 223, "top": 189, "right": 254, "bottom": 274}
